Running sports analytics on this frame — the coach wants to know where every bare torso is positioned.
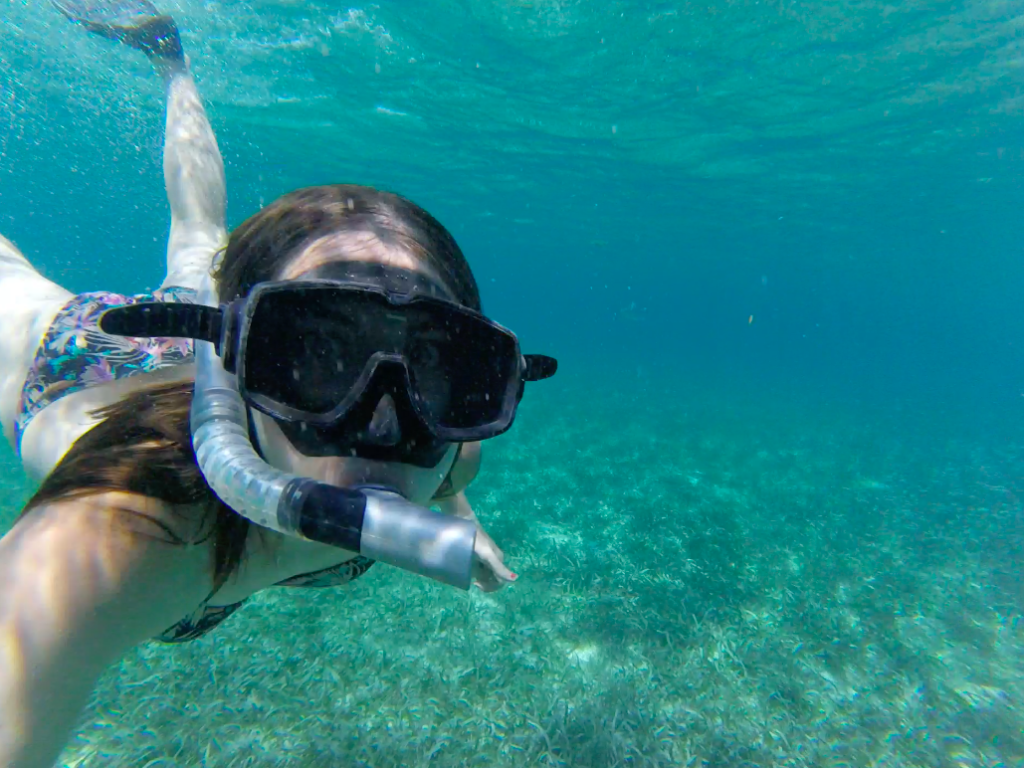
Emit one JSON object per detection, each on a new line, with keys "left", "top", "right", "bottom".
{"left": 18, "top": 365, "right": 198, "bottom": 481}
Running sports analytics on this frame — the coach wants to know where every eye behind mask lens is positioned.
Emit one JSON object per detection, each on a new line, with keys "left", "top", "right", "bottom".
{"left": 240, "top": 285, "right": 520, "bottom": 431}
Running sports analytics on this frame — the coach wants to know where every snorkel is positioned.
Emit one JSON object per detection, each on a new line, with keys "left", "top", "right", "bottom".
{"left": 189, "top": 273, "right": 478, "bottom": 589}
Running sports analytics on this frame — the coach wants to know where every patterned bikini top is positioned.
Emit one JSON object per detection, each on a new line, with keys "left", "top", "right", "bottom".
{"left": 157, "top": 555, "right": 377, "bottom": 643}
{"left": 16, "top": 288, "right": 197, "bottom": 455}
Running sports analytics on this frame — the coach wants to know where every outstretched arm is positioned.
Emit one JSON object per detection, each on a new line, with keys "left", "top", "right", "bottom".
{"left": 159, "top": 65, "right": 227, "bottom": 291}
{"left": 0, "top": 494, "right": 212, "bottom": 768}
{"left": 52, "top": 1, "right": 227, "bottom": 291}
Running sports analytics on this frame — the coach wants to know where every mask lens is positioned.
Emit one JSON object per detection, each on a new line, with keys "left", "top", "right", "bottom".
{"left": 243, "top": 288, "right": 377, "bottom": 415}
{"left": 407, "top": 310, "right": 517, "bottom": 430}
{"left": 241, "top": 285, "right": 518, "bottom": 432}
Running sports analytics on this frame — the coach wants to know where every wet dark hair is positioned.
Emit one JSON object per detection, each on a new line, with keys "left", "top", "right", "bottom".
{"left": 22, "top": 184, "right": 479, "bottom": 595}
{"left": 216, "top": 184, "right": 480, "bottom": 310}
{"left": 20, "top": 382, "right": 246, "bottom": 592}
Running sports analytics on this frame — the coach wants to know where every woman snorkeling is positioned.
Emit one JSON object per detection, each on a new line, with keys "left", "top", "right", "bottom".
{"left": 0, "top": 3, "right": 555, "bottom": 767}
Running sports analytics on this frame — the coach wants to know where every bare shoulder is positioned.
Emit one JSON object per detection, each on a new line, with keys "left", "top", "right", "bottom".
{"left": 433, "top": 442, "right": 483, "bottom": 501}
{"left": 0, "top": 494, "right": 215, "bottom": 765}
{"left": 451, "top": 441, "right": 482, "bottom": 490}
{"left": 458, "top": 441, "right": 482, "bottom": 472}
{"left": 13, "top": 491, "right": 211, "bottom": 551}
{"left": 0, "top": 493, "right": 213, "bottom": 642}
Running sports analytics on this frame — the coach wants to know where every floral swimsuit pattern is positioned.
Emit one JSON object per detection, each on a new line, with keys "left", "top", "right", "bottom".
{"left": 14, "top": 287, "right": 198, "bottom": 454}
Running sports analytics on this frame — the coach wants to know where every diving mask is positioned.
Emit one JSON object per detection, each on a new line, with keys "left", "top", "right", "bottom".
{"left": 99, "top": 263, "right": 557, "bottom": 466}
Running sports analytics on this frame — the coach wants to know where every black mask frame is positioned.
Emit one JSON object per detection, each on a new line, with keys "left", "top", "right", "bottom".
{"left": 100, "top": 276, "right": 558, "bottom": 467}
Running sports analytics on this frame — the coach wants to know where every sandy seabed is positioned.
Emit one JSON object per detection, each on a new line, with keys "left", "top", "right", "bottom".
{"left": 2, "top": 376, "right": 1020, "bottom": 768}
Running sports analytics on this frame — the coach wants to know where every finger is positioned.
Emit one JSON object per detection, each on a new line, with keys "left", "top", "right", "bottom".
{"left": 472, "top": 560, "right": 516, "bottom": 592}
{"left": 477, "top": 529, "right": 505, "bottom": 562}
{"left": 489, "top": 558, "right": 517, "bottom": 583}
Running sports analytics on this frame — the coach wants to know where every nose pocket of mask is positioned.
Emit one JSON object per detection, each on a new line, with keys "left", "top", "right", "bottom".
{"left": 366, "top": 394, "right": 402, "bottom": 445}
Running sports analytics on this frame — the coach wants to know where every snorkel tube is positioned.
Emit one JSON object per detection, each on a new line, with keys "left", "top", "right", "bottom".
{"left": 189, "top": 274, "right": 477, "bottom": 589}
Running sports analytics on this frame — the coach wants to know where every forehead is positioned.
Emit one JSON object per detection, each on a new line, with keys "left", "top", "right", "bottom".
{"left": 296, "top": 259, "right": 454, "bottom": 299}
{"left": 279, "top": 231, "right": 441, "bottom": 284}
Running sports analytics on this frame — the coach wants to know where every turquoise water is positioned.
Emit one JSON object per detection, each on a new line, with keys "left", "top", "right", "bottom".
{"left": 2, "top": 1, "right": 1024, "bottom": 766}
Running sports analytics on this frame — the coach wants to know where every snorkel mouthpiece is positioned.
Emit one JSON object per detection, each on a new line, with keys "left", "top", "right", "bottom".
{"left": 278, "top": 483, "right": 478, "bottom": 588}
{"left": 190, "top": 273, "right": 476, "bottom": 590}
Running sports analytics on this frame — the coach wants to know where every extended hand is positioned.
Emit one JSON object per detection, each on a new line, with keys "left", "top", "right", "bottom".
{"left": 434, "top": 490, "right": 517, "bottom": 592}
{"left": 472, "top": 526, "right": 517, "bottom": 592}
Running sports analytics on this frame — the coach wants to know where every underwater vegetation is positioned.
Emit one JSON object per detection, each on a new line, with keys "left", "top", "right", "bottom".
{"left": 3, "top": 378, "right": 1020, "bottom": 768}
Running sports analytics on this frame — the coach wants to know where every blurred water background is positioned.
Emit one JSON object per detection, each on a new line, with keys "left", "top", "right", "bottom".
{"left": 1, "top": 1, "right": 1023, "bottom": 766}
